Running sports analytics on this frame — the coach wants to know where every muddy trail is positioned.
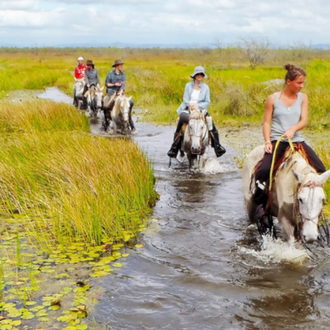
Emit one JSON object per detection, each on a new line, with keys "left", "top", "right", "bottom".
{"left": 35, "top": 88, "right": 330, "bottom": 329}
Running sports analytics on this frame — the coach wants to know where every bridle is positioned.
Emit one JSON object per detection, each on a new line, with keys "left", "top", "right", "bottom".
{"left": 188, "top": 116, "right": 207, "bottom": 153}
{"left": 295, "top": 180, "right": 324, "bottom": 240}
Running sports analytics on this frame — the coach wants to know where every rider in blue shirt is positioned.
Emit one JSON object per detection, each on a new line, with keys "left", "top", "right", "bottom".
{"left": 167, "top": 66, "right": 226, "bottom": 158}
{"left": 104, "top": 59, "right": 135, "bottom": 131}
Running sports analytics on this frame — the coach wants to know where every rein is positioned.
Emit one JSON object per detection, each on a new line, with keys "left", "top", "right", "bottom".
{"left": 269, "top": 135, "right": 294, "bottom": 191}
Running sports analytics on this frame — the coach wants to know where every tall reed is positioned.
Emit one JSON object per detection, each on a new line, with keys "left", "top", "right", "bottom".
{"left": 0, "top": 100, "right": 156, "bottom": 247}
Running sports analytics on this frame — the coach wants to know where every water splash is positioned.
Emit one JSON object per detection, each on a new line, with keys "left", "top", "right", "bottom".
{"left": 202, "top": 157, "right": 235, "bottom": 174}
{"left": 239, "top": 236, "right": 308, "bottom": 265}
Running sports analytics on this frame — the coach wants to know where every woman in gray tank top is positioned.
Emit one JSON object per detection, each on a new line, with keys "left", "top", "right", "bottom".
{"left": 254, "top": 64, "right": 326, "bottom": 218}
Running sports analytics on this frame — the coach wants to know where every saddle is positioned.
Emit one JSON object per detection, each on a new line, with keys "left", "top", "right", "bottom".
{"left": 251, "top": 142, "right": 311, "bottom": 205}
{"left": 103, "top": 94, "right": 116, "bottom": 108}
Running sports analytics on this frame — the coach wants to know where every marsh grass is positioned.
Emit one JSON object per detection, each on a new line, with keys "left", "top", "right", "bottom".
{"left": 0, "top": 132, "right": 155, "bottom": 246}
{"left": 0, "top": 99, "right": 157, "bottom": 319}
{"left": 0, "top": 101, "right": 156, "bottom": 247}
{"left": 0, "top": 99, "right": 89, "bottom": 133}
{"left": 2, "top": 48, "right": 330, "bottom": 129}
{"left": 314, "top": 143, "right": 330, "bottom": 207}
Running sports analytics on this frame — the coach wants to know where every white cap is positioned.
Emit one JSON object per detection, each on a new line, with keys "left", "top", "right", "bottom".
{"left": 77, "top": 56, "right": 84, "bottom": 61}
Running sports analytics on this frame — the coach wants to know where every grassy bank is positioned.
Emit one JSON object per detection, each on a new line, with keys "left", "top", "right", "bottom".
{"left": 1, "top": 47, "right": 330, "bottom": 129}
{"left": 0, "top": 100, "right": 157, "bottom": 329}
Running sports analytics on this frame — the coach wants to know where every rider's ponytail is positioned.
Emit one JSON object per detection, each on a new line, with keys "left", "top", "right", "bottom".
{"left": 284, "top": 64, "right": 306, "bottom": 83}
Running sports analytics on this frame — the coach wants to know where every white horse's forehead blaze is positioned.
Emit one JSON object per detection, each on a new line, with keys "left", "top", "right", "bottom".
{"left": 120, "top": 100, "right": 130, "bottom": 110}
{"left": 189, "top": 119, "right": 205, "bottom": 136}
{"left": 298, "top": 187, "right": 325, "bottom": 218}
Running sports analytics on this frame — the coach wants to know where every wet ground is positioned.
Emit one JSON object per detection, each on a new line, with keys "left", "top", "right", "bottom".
{"left": 32, "top": 88, "right": 330, "bottom": 329}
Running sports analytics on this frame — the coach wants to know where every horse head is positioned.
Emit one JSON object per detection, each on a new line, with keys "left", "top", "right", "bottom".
{"left": 74, "top": 78, "right": 85, "bottom": 96}
{"left": 117, "top": 96, "right": 131, "bottom": 123}
{"left": 95, "top": 86, "right": 104, "bottom": 109}
{"left": 293, "top": 169, "right": 330, "bottom": 243}
{"left": 187, "top": 109, "right": 207, "bottom": 155}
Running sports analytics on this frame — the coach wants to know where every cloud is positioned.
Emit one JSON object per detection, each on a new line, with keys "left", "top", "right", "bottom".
{"left": 0, "top": 0, "right": 330, "bottom": 47}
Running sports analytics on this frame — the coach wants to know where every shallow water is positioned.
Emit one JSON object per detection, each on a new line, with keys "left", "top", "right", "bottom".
{"left": 39, "top": 88, "right": 330, "bottom": 330}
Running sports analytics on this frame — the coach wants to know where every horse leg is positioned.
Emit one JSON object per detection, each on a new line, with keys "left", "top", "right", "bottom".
{"left": 112, "top": 117, "right": 117, "bottom": 133}
{"left": 278, "top": 208, "right": 295, "bottom": 243}
{"left": 189, "top": 154, "right": 198, "bottom": 170}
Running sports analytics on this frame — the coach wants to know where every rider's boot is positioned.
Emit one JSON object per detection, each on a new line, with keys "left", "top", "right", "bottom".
{"left": 252, "top": 182, "right": 274, "bottom": 236}
{"left": 103, "top": 110, "right": 111, "bottom": 131}
{"left": 209, "top": 129, "right": 226, "bottom": 157}
{"left": 167, "top": 133, "right": 182, "bottom": 158}
{"left": 82, "top": 97, "right": 87, "bottom": 110}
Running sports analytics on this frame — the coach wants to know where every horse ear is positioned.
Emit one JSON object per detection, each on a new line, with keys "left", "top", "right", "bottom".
{"left": 319, "top": 169, "right": 330, "bottom": 185}
{"left": 100, "top": 86, "right": 104, "bottom": 91}
{"left": 292, "top": 169, "right": 304, "bottom": 183}
{"left": 128, "top": 96, "right": 132, "bottom": 100}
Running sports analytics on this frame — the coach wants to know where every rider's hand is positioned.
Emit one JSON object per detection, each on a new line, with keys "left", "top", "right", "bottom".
{"left": 284, "top": 127, "right": 296, "bottom": 140}
{"left": 264, "top": 142, "right": 273, "bottom": 153}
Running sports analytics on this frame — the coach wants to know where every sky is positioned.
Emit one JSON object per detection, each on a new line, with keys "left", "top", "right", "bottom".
{"left": 1, "top": 0, "right": 330, "bottom": 48}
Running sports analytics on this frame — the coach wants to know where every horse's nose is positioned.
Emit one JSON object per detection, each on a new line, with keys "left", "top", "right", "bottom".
{"left": 303, "top": 234, "right": 318, "bottom": 244}
{"left": 191, "top": 146, "right": 201, "bottom": 154}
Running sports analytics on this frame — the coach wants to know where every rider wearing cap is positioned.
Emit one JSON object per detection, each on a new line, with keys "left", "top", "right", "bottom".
{"left": 73, "top": 56, "right": 87, "bottom": 107}
{"left": 74, "top": 56, "right": 87, "bottom": 79}
{"left": 104, "top": 59, "right": 135, "bottom": 131}
{"left": 167, "top": 66, "right": 226, "bottom": 158}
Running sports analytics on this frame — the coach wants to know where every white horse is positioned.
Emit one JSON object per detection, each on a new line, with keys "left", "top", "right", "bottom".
{"left": 85, "top": 85, "right": 104, "bottom": 118}
{"left": 181, "top": 109, "right": 209, "bottom": 170}
{"left": 111, "top": 95, "right": 132, "bottom": 134}
{"left": 73, "top": 78, "right": 85, "bottom": 109}
{"left": 243, "top": 145, "right": 330, "bottom": 244}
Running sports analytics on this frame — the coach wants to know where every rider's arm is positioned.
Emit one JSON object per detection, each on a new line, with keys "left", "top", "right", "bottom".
{"left": 263, "top": 94, "right": 275, "bottom": 153}
{"left": 85, "top": 70, "right": 91, "bottom": 86}
{"left": 284, "top": 93, "right": 308, "bottom": 139}
{"left": 96, "top": 70, "right": 100, "bottom": 85}
{"left": 120, "top": 72, "right": 126, "bottom": 91}
{"left": 74, "top": 67, "right": 79, "bottom": 79}
{"left": 182, "top": 83, "right": 191, "bottom": 109}
{"left": 105, "top": 72, "right": 115, "bottom": 87}
{"left": 197, "top": 85, "right": 210, "bottom": 112}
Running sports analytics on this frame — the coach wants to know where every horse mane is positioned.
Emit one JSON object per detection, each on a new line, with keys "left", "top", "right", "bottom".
{"left": 89, "top": 85, "right": 96, "bottom": 97}
{"left": 189, "top": 108, "right": 204, "bottom": 120}
{"left": 113, "top": 97, "right": 122, "bottom": 116}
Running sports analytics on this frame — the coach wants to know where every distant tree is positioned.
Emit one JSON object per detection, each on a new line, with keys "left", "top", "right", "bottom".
{"left": 213, "top": 36, "right": 225, "bottom": 56}
{"left": 239, "top": 37, "right": 270, "bottom": 69}
{"left": 289, "top": 41, "right": 313, "bottom": 61}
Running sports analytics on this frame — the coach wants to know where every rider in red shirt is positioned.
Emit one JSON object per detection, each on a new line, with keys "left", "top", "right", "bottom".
{"left": 73, "top": 57, "right": 87, "bottom": 108}
{"left": 74, "top": 57, "right": 87, "bottom": 79}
